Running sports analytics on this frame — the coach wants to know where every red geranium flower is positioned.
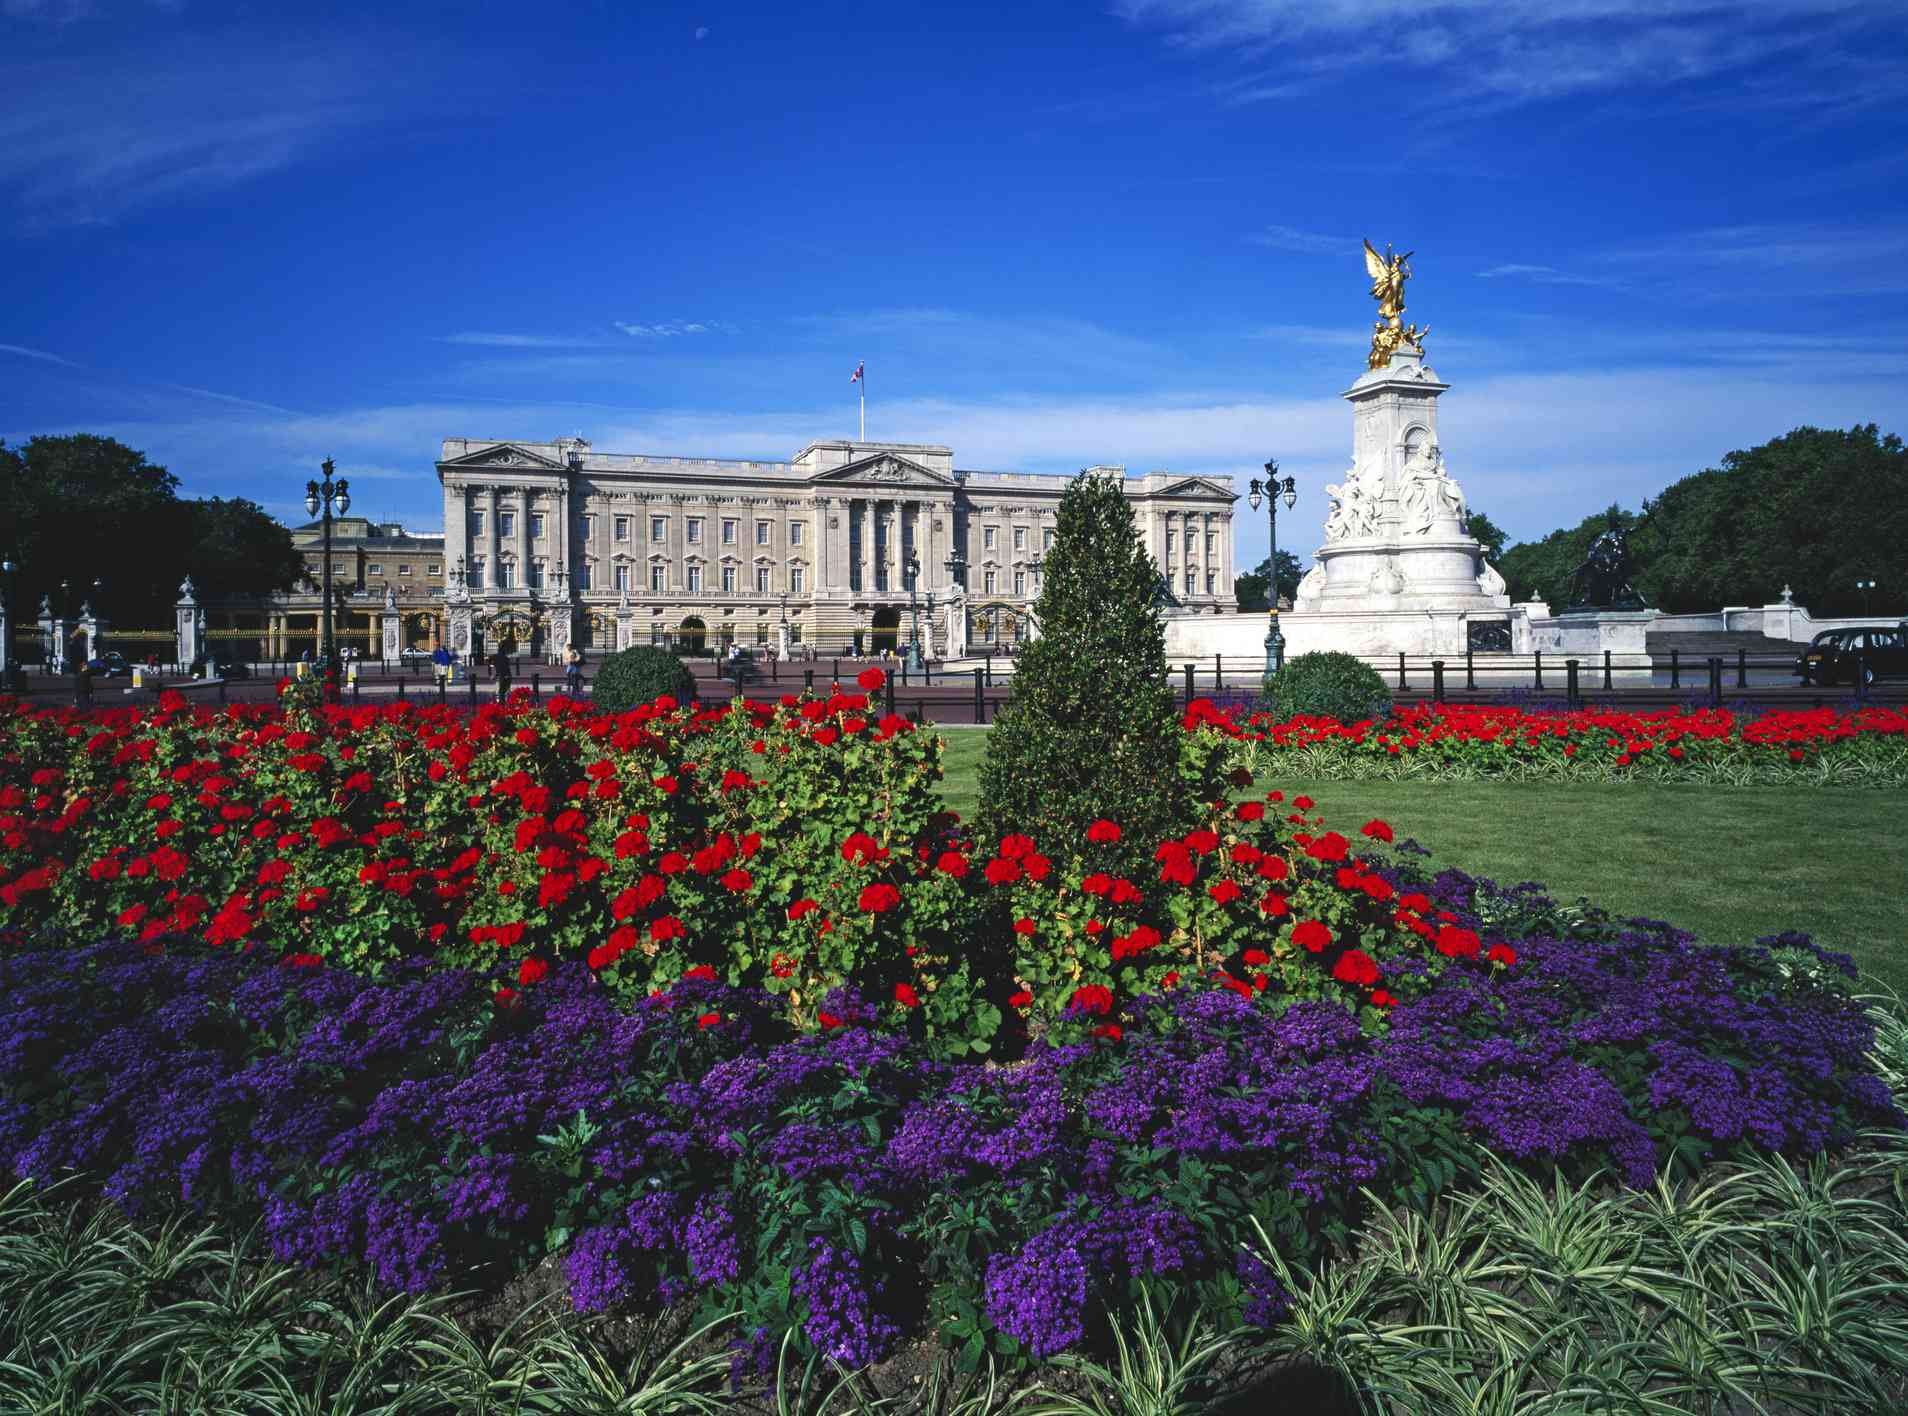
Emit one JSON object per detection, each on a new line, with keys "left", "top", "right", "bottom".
{"left": 894, "top": 982, "right": 920, "bottom": 1008}
{"left": 1236, "top": 801, "right": 1266, "bottom": 822}
{"left": 1292, "top": 919, "right": 1333, "bottom": 953}
{"left": 1013, "top": 917, "right": 1037, "bottom": 935}
{"left": 1331, "top": 949, "right": 1380, "bottom": 986}
{"left": 1435, "top": 925, "right": 1481, "bottom": 960}
{"left": 1087, "top": 819, "right": 1121, "bottom": 843}
{"left": 1360, "top": 819, "right": 1394, "bottom": 842}
{"left": 1208, "top": 879, "right": 1242, "bottom": 906}
{"left": 1487, "top": 943, "right": 1518, "bottom": 968}
{"left": 858, "top": 882, "right": 901, "bottom": 913}
{"left": 720, "top": 868, "right": 753, "bottom": 893}
{"left": 518, "top": 957, "right": 548, "bottom": 986}
{"left": 1069, "top": 984, "right": 1114, "bottom": 1016}
{"left": 1008, "top": 989, "right": 1033, "bottom": 1008}
{"left": 857, "top": 666, "right": 886, "bottom": 691}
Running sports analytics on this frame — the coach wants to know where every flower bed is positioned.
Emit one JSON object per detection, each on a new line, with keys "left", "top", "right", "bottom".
{"left": 1, "top": 868, "right": 1891, "bottom": 1368}
{"left": 1209, "top": 700, "right": 1908, "bottom": 785}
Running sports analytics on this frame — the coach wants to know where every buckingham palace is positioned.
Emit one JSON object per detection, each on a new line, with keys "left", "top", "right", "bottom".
{"left": 436, "top": 435, "right": 1237, "bottom": 659}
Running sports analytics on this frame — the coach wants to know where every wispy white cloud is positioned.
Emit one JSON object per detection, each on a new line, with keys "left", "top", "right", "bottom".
{"left": 438, "top": 332, "right": 621, "bottom": 350}
{"left": 0, "top": 342, "right": 78, "bottom": 367}
{"left": 1476, "top": 263, "right": 1622, "bottom": 288}
{"left": 0, "top": 31, "right": 451, "bottom": 228}
{"left": 1117, "top": 0, "right": 1906, "bottom": 107}
{"left": 614, "top": 320, "right": 724, "bottom": 338}
{"left": 1247, "top": 224, "right": 1348, "bottom": 255}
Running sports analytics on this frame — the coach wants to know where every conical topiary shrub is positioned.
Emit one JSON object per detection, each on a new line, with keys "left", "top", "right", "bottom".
{"left": 976, "top": 469, "right": 1189, "bottom": 870}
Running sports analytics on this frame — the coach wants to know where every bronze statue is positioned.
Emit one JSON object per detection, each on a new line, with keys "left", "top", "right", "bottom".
{"left": 1363, "top": 239, "right": 1428, "bottom": 369}
{"left": 1565, "top": 529, "right": 1648, "bottom": 611}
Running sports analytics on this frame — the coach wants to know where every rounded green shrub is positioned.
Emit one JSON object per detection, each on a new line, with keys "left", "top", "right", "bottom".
{"left": 1259, "top": 650, "right": 1391, "bottom": 724}
{"left": 591, "top": 646, "right": 697, "bottom": 713}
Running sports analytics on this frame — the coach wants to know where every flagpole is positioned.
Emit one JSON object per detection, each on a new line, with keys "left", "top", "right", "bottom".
{"left": 859, "top": 369, "right": 865, "bottom": 442}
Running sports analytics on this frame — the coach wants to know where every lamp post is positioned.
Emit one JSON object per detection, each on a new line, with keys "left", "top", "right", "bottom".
{"left": 0, "top": 557, "right": 13, "bottom": 681}
{"left": 1858, "top": 579, "right": 1876, "bottom": 616}
{"left": 304, "top": 460, "right": 350, "bottom": 665}
{"left": 1247, "top": 459, "right": 1298, "bottom": 681}
{"left": 904, "top": 553, "right": 925, "bottom": 674}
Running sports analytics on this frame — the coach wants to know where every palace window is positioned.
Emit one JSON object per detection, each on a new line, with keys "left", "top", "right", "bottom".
{"left": 531, "top": 513, "right": 545, "bottom": 540}
{"left": 1043, "top": 527, "right": 1054, "bottom": 550}
{"left": 1166, "top": 531, "right": 1176, "bottom": 552}
{"left": 646, "top": 565, "right": 661, "bottom": 592}
{"left": 722, "top": 566, "right": 736, "bottom": 593}
{"left": 468, "top": 512, "right": 484, "bottom": 539}
{"left": 687, "top": 519, "right": 703, "bottom": 545}
{"left": 687, "top": 565, "right": 703, "bottom": 593}
{"left": 756, "top": 521, "right": 771, "bottom": 545}
{"left": 790, "top": 566, "right": 805, "bottom": 593}
{"left": 1206, "top": 571, "right": 1216, "bottom": 594}
{"left": 1014, "top": 570, "right": 1026, "bottom": 596}
{"left": 983, "top": 526, "right": 997, "bottom": 550}
{"left": 722, "top": 519, "right": 737, "bottom": 545}
{"left": 616, "top": 517, "right": 631, "bottom": 543}
{"left": 1206, "top": 533, "right": 1216, "bottom": 557}
{"left": 398, "top": 564, "right": 412, "bottom": 575}
{"left": 575, "top": 561, "right": 591, "bottom": 590}
{"left": 579, "top": 515, "right": 594, "bottom": 540}
{"left": 756, "top": 567, "right": 770, "bottom": 593}
{"left": 529, "top": 560, "right": 545, "bottom": 589}
{"left": 612, "top": 564, "right": 629, "bottom": 593}
{"left": 756, "top": 621, "right": 770, "bottom": 644}
{"left": 428, "top": 563, "right": 441, "bottom": 576}
{"left": 1184, "top": 570, "right": 1195, "bottom": 595}
{"left": 984, "top": 570, "right": 998, "bottom": 594}
{"left": 497, "top": 560, "right": 516, "bottom": 589}
{"left": 367, "top": 564, "right": 383, "bottom": 576}
{"left": 790, "top": 521, "right": 804, "bottom": 546}
{"left": 1013, "top": 527, "right": 1026, "bottom": 551}
{"left": 498, "top": 512, "right": 515, "bottom": 538}
{"left": 470, "top": 557, "right": 486, "bottom": 588}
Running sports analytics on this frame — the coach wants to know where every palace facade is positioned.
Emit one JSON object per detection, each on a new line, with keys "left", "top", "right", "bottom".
{"left": 435, "top": 436, "right": 1238, "bottom": 657}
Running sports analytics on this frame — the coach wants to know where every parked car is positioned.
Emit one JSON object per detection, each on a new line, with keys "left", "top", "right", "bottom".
{"left": 85, "top": 652, "right": 132, "bottom": 678}
{"left": 1796, "top": 624, "right": 1908, "bottom": 686}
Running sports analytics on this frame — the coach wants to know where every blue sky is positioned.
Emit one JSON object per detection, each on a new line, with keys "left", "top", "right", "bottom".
{"left": 3, "top": 0, "right": 1905, "bottom": 574}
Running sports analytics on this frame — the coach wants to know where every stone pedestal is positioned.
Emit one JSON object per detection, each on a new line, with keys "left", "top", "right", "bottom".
{"left": 1525, "top": 609, "right": 1658, "bottom": 683}
{"left": 174, "top": 580, "right": 200, "bottom": 669}
{"left": 944, "top": 588, "right": 968, "bottom": 660}
{"left": 1285, "top": 344, "right": 1518, "bottom": 656}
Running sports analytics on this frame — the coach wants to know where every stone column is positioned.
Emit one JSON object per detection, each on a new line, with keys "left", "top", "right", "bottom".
{"left": 516, "top": 485, "right": 531, "bottom": 594}
{"left": 175, "top": 582, "right": 200, "bottom": 668}
{"left": 814, "top": 497, "right": 832, "bottom": 592}
{"left": 380, "top": 601, "right": 402, "bottom": 666}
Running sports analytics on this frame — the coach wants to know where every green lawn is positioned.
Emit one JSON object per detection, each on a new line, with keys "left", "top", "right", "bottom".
{"left": 933, "top": 728, "right": 1908, "bottom": 994}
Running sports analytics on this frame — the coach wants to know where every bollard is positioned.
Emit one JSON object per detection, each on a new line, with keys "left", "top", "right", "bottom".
{"left": 532, "top": 673, "right": 541, "bottom": 702}
{"left": 771, "top": 657, "right": 778, "bottom": 684}
{"left": 1566, "top": 658, "right": 1581, "bottom": 706}
{"left": 1533, "top": 650, "right": 1544, "bottom": 690}
{"left": 468, "top": 674, "right": 477, "bottom": 707}
{"left": 1183, "top": 662, "right": 1194, "bottom": 702}
{"left": 884, "top": 672, "right": 896, "bottom": 719}
{"left": 218, "top": 680, "right": 228, "bottom": 705}
{"left": 1432, "top": 659, "right": 1446, "bottom": 703}
{"left": 1603, "top": 649, "right": 1612, "bottom": 691}
{"left": 973, "top": 667, "right": 984, "bottom": 724}
{"left": 438, "top": 678, "right": 447, "bottom": 707}
{"left": 1214, "top": 653, "right": 1223, "bottom": 693}
{"left": 1670, "top": 649, "right": 1680, "bottom": 689}
{"left": 804, "top": 669, "right": 814, "bottom": 694}
{"left": 1466, "top": 644, "right": 1476, "bottom": 691}
{"left": 397, "top": 677, "right": 406, "bottom": 702}
{"left": 1396, "top": 652, "right": 1408, "bottom": 691}
{"left": 1707, "top": 656, "right": 1722, "bottom": 707}
{"left": 353, "top": 677, "right": 362, "bottom": 701}
{"left": 985, "top": 654, "right": 993, "bottom": 688}
{"left": 1737, "top": 647, "right": 1748, "bottom": 689}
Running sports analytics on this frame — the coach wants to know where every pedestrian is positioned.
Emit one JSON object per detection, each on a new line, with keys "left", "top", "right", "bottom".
{"left": 431, "top": 643, "right": 450, "bottom": 679}
{"left": 564, "top": 644, "right": 583, "bottom": 696}
{"left": 493, "top": 645, "right": 513, "bottom": 699}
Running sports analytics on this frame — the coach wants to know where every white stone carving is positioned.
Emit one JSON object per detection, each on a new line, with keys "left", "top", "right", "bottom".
{"left": 1323, "top": 465, "right": 1380, "bottom": 541}
{"left": 1295, "top": 562, "right": 1327, "bottom": 607}
{"left": 1477, "top": 560, "right": 1506, "bottom": 598}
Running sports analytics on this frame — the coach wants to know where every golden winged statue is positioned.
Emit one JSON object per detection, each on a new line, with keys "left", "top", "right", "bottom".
{"left": 1363, "top": 239, "right": 1428, "bottom": 369}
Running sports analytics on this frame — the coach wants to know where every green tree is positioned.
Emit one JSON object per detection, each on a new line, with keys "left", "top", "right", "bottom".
{"left": 1464, "top": 509, "right": 1510, "bottom": 563}
{"left": 977, "top": 470, "right": 1187, "bottom": 867}
{"left": 1632, "top": 425, "right": 1906, "bottom": 614}
{"left": 1232, "top": 550, "right": 1303, "bottom": 611}
{"left": 179, "top": 497, "right": 303, "bottom": 602}
{"left": 0, "top": 436, "right": 303, "bottom": 626}
{"left": 1498, "top": 503, "right": 1638, "bottom": 607}
{"left": 0, "top": 435, "right": 179, "bottom": 622}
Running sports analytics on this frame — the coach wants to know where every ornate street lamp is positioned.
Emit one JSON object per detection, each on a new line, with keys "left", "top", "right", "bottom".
{"left": 1858, "top": 579, "right": 1876, "bottom": 616}
{"left": 944, "top": 551, "right": 967, "bottom": 591}
{"left": 1247, "top": 459, "right": 1298, "bottom": 681}
{"left": 904, "top": 553, "right": 925, "bottom": 674}
{"left": 0, "top": 557, "right": 13, "bottom": 681}
{"left": 304, "top": 460, "right": 351, "bottom": 665}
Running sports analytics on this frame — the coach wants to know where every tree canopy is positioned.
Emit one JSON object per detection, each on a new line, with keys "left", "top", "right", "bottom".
{"left": 977, "top": 470, "right": 1187, "bottom": 874}
{"left": 0, "top": 435, "right": 301, "bottom": 625}
{"left": 1496, "top": 426, "right": 1904, "bottom": 616}
{"left": 1233, "top": 551, "right": 1302, "bottom": 611}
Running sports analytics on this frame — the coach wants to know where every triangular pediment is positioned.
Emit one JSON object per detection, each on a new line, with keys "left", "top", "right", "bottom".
{"left": 1157, "top": 476, "right": 1234, "bottom": 501}
{"left": 808, "top": 453, "right": 958, "bottom": 489}
{"left": 441, "top": 442, "right": 567, "bottom": 471}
